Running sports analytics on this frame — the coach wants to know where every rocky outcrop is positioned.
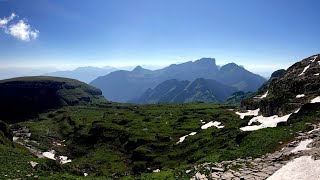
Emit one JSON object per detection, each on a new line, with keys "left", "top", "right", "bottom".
{"left": 191, "top": 122, "right": 320, "bottom": 180}
{"left": 242, "top": 54, "right": 320, "bottom": 116}
{"left": 0, "top": 76, "right": 105, "bottom": 123}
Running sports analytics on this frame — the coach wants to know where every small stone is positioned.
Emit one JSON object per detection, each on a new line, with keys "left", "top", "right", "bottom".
{"left": 195, "top": 172, "right": 208, "bottom": 180}
{"left": 210, "top": 172, "right": 220, "bottom": 178}
{"left": 211, "top": 167, "right": 224, "bottom": 172}
{"left": 221, "top": 172, "right": 234, "bottom": 179}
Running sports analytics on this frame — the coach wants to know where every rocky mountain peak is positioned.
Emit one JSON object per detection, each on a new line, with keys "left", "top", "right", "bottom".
{"left": 194, "top": 58, "right": 217, "bottom": 66}
{"left": 270, "top": 69, "right": 286, "bottom": 79}
{"left": 132, "top": 65, "right": 150, "bottom": 73}
{"left": 242, "top": 54, "right": 320, "bottom": 116}
{"left": 219, "top": 63, "right": 243, "bottom": 72}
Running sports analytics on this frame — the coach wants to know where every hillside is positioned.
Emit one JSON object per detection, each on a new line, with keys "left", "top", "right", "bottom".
{"left": 0, "top": 76, "right": 105, "bottom": 123}
{"left": 242, "top": 54, "right": 320, "bottom": 116}
{"left": 2, "top": 55, "right": 320, "bottom": 179}
{"left": 132, "top": 78, "right": 238, "bottom": 104}
{"left": 90, "top": 58, "right": 266, "bottom": 102}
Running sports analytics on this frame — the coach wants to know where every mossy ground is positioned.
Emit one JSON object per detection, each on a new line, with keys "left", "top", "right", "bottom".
{"left": 2, "top": 102, "right": 319, "bottom": 179}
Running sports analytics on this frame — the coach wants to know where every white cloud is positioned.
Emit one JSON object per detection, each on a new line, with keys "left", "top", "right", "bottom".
{"left": 6, "top": 20, "right": 39, "bottom": 41}
{"left": 0, "top": 13, "right": 16, "bottom": 27}
{"left": 0, "top": 13, "right": 39, "bottom": 41}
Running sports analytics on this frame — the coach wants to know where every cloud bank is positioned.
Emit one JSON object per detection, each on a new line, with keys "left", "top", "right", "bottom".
{"left": 0, "top": 13, "right": 39, "bottom": 41}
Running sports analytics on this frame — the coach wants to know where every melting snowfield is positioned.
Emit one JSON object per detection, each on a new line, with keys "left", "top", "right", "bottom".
{"left": 240, "top": 114, "right": 291, "bottom": 131}
{"left": 235, "top": 109, "right": 260, "bottom": 119}
{"left": 176, "top": 132, "right": 197, "bottom": 144}
{"left": 267, "top": 156, "right": 320, "bottom": 180}
{"left": 299, "top": 65, "right": 310, "bottom": 76}
{"left": 43, "top": 151, "right": 56, "bottom": 160}
{"left": 296, "top": 94, "right": 305, "bottom": 98}
{"left": 254, "top": 91, "right": 269, "bottom": 99}
{"left": 290, "top": 139, "right": 312, "bottom": 153}
{"left": 42, "top": 150, "right": 72, "bottom": 164}
{"left": 201, "top": 121, "right": 224, "bottom": 129}
{"left": 311, "top": 55, "right": 318, "bottom": 62}
{"left": 260, "top": 91, "right": 269, "bottom": 99}
{"left": 177, "top": 121, "right": 224, "bottom": 143}
{"left": 311, "top": 96, "right": 320, "bottom": 103}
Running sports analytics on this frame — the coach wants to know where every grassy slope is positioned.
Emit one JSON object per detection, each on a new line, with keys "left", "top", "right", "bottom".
{"left": 13, "top": 102, "right": 320, "bottom": 179}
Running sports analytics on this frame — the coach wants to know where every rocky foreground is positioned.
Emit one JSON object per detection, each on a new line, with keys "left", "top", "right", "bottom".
{"left": 191, "top": 122, "right": 320, "bottom": 180}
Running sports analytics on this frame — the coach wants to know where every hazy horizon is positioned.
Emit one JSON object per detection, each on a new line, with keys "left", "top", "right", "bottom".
{"left": 1, "top": 0, "right": 319, "bottom": 79}
{"left": 0, "top": 56, "right": 293, "bottom": 80}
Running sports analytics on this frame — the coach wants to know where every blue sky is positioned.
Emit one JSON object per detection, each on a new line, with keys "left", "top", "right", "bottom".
{"left": 0, "top": 0, "right": 320, "bottom": 76}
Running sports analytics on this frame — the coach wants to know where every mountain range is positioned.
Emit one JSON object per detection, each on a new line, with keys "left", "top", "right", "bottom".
{"left": 1, "top": 54, "right": 320, "bottom": 179}
{"left": 90, "top": 58, "right": 266, "bottom": 103}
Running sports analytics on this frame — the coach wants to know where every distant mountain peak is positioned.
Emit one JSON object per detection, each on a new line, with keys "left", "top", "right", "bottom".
{"left": 195, "top": 58, "right": 216, "bottom": 65}
{"left": 90, "top": 57, "right": 266, "bottom": 102}
{"left": 223, "top": 62, "right": 239, "bottom": 67}
{"left": 132, "top": 65, "right": 149, "bottom": 72}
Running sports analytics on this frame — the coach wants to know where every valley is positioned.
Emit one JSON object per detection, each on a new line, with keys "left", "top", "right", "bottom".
{"left": 1, "top": 55, "right": 320, "bottom": 179}
{"left": 2, "top": 1, "right": 319, "bottom": 179}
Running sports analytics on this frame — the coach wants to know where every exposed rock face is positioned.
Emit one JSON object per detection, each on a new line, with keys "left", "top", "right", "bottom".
{"left": 242, "top": 54, "right": 320, "bottom": 116}
{"left": 0, "top": 76, "right": 105, "bottom": 123}
{"left": 191, "top": 122, "right": 320, "bottom": 180}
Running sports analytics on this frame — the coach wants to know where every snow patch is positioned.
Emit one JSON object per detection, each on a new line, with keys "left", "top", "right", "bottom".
{"left": 294, "top": 108, "right": 301, "bottom": 113}
{"left": 42, "top": 150, "right": 56, "bottom": 160}
{"left": 58, "top": 156, "right": 72, "bottom": 164}
{"left": 201, "top": 121, "right": 224, "bottom": 129}
{"left": 296, "top": 94, "right": 305, "bottom": 98}
{"left": 311, "top": 56, "right": 318, "bottom": 62}
{"left": 29, "top": 161, "right": 38, "bottom": 168}
{"left": 235, "top": 109, "right": 260, "bottom": 119}
{"left": 291, "top": 139, "right": 312, "bottom": 153}
{"left": 42, "top": 150, "right": 72, "bottom": 164}
{"left": 299, "top": 65, "right": 310, "bottom": 76}
{"left": 13, "top": 137, "right": 19, "bottom": 141}
{"left": 254, "top": 91, "right": 269, "bottom": 99}
{"left": 240, "top": 114, "right": 291, "bottom": 131}
{"left": 311, "top": 96, "right": 320, "bottom": 103}
{"left": 260, "top": 91, "right": 269, "bottom": 99}
{"left": 267, "top": 156, "right": 320, "bottom": 180}
{"left": 176, "top": 132, "right": 197, "bottom": 144}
